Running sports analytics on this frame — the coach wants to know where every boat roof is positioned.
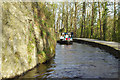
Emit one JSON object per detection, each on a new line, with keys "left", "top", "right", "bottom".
{"left": 62, "top": 32, "right": 73, "bottom": 34}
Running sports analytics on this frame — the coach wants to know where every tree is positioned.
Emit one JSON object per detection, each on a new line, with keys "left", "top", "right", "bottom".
{"left": 80, "top": 2, "right": 86, "bottom": 38}
{"left": 56, "top": 7, "right": 61, "bottom": 33}
{"left": 62, "top": 2, "right": 65, "bottom": 29}
{"left": 66, "top": 2, "right": 69, "bottom": 32}
{"left": 117, "top": 2, "right": 120, "bottom": 42}
{"left": 98, "top": 2, "right": 102, "bottom": 39}
{"left": 112, "top": 0, "right": 117, "bottom": 41}
{"left": 102, "top": 2, "right": 108, "bottom": 40}
{"left": 74, "top": 2, "right": 77, "bottom": 37}
{"left": 51, "top": 3, "right": 56, "bottom": 32}
{"left": 70, "top": 3, "right": 74, "bottom": 32}
{"left": 90, "top": 2, "right": 94, "bottom": 38}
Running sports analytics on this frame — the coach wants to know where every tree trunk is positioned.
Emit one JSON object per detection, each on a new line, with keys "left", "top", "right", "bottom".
{"left": 52, "top": 6, "right": 55, "bottom": 32}
{"left": 103, "top": 2, "right": 108, "bottom": 41}
{"left": 98, "top": 2, "right": 102, "bottom": 39}
{"left": 118, "top": 2, "right": 120, "bottom": 42}
{"left": 66, "top": 2, "right": 69, "bottom": 32}
{"left": 112, "top": 0, "right": 116, "bottom": 41}
{"left": 80, "top": 2, "right": 86, "bottom": 38}
{"left": 74, "top": 2, "right": 77, "bottom": 37}
{"left": 70, "top": 4, "right": 73, "bottom": 32}
{"left": 91, "top": 2, "right": 94, "bottom": 38}
{"left": 62, "top": 2, "right": 65, "bottom": 29}
{"left": 83, "top": 2, "right": 86, "bottom": 38}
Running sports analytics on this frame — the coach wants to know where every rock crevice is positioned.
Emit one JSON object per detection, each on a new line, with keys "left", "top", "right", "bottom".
{"left": 2, "top": 2, "right": 56, "bottom": 79}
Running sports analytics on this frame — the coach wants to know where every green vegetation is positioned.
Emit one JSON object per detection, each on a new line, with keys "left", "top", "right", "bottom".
{"left": 118, "top": 2, "right": 120, "bottom": 42}
{"left": 54, "top": 1, "right": 119, "bottom": 42}
{"left": 27, "top": 1, "right": 120, "bottom": 64}
{"left": 37, "top": 51, "right": 44, "bottom": 54}
{"left": 31, "top": 2, "right": 57, "bottom": 63}
{"left": 28, "top": 55, "right": 32, "bottom": 64}
{"left": 41, "top": 28, "right": 47, "bottom": 38}
{"left": 27, "top": 23, "right": 35, "bottom": 54}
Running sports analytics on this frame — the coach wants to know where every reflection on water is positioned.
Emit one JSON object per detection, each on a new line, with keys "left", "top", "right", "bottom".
{"left": 17, "top": 43, "right": 119, "bottom": 79}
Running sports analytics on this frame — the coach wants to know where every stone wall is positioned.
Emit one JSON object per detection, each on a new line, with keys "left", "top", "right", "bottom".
{"left": 2, "top": 2, "right": 56, "bottom": 79}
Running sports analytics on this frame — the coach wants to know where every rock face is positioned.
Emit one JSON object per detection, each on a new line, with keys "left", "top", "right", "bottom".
{"left": 2, "top": 2, "right": 56, "bottom": 79}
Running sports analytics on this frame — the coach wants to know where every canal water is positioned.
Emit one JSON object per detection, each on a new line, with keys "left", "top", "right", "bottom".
{"left": 17, "top": 42, "right": 119, "bottom": 79}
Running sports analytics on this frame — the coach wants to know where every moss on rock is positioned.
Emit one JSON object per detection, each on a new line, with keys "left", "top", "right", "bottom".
{"left": 2, "top": 2, "right": 56, "bottom": 79}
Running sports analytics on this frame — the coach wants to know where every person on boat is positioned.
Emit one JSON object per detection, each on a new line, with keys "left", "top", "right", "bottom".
{"left": 70, "top": 36, "right": 73, "bottom": 41}
{"left": 68, "top": 35, "right": 71, "bottom": 40}
{"left": 65, "top": 33, "right": 68, "bottom": 40}
{"left": 66, "top": 34, "right": 68, "bottom": 38}
{"left": 64, "top": 33, "right": 66, "bottom": 40}
{"left": 68, "top": 35, "right": 72, "bottom": 41}
{"left": 60, "top": 34, "right": 64, "bottom": 41}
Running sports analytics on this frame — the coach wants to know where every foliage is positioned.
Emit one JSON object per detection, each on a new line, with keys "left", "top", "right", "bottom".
{"left": 54, "top": 2, "right": 119, "bottom": 42}
{"left": 37, "top": 51, "right": 45, "bottom": 54}
{"left": 28, "top": 55, "right": 32, "bottom": 64}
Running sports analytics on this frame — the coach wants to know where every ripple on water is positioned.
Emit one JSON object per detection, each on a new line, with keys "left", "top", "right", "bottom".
{"left": 17, "top": 43, "right": 119, "bottom": 79}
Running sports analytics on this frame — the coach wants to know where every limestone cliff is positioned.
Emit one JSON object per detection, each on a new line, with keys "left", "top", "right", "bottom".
{"left": 2, "top": 2, "right": 56, "bottom": 79}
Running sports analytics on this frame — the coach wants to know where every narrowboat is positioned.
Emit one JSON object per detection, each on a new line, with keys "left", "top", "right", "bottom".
{"left": 57, "top": 32, "right": 73, "bottom": 45}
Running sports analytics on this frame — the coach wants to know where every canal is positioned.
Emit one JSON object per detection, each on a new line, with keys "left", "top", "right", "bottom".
{"left": 16, "top": 42, "right": 119, "bottom": 79}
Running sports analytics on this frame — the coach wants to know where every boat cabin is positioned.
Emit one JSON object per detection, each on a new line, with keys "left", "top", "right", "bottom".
{"left": 57, "top": 32, "right": 73, "bottom": 45}
{"left": 60, "top": 32, "right": 73, "bottom": 41}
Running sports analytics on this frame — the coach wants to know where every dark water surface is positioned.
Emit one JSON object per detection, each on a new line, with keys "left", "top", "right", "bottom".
{"left": 17, "top": 43, "right": 119, "bottom": 79}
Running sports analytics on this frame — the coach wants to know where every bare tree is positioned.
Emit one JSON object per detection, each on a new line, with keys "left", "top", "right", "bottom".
{"left": 74, "top": 2, "right": 77, "bottom": 37}
{"left": 98, "top": 2, "right": 102, "bottom": 39}
{"left": 80, "top": 2, "right": 86, "bottom": 38}
{"left": 112, "top": 0, "right": 116, "bottom": 41}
